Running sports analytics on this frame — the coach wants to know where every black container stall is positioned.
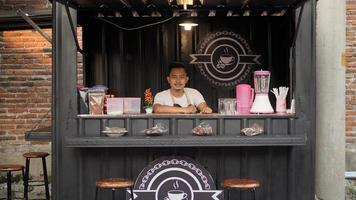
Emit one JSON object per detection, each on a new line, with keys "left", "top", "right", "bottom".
{"left": 52, "top": 0, "right": 315, "bottom": 199}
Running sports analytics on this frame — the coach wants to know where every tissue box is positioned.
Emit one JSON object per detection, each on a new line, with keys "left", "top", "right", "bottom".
{"left": 107, "top": 98, "right": 124, "bottom": 115}
{"left": 123, "top": 97, "right": 141, "bottom": 114}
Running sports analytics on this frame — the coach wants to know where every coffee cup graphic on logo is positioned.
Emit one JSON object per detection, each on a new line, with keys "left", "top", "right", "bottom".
{"left": 220, "top": 54, "right": 235, "bottom": 65}
{"left": 167, "top": 190, "right": 188, "bottom": 200}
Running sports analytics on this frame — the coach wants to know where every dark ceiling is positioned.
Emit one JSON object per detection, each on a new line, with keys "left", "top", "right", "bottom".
{"left": 63, "top": 0, "right": 306, "bottom": 11}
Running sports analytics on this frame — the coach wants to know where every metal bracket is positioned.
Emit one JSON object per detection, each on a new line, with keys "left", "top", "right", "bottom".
{"left": 16, "top": 9, "right": 52, "bottom": 44}
{"left": 64, "top": 1, "right": 86, "bottom": 55}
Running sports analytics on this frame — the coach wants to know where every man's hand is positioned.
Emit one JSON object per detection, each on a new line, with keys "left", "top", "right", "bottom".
{"left": 182, "top": 105, "right": 197, "bottom": 114}
{"left": 200, "top": 106, "right": 212, "bottom": 114}
{"left": 197, "top": 102, "right": 213, "bottom": 114}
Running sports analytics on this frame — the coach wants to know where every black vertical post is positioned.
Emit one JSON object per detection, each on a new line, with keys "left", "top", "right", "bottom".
{"left": 267, "top": 22, "right": 272, "bottom": 70}
{"left": 22, "top": 168, "right": 26, "bottom": 200}
{"left": 111, "top": 189, "right": 115, "bottom": 200}
{"left": 53, "top": 2, "right": 79, "bottom": 199}
{"left": 43, "top": 157, "right": 50, "bottom": 200}
{"left": 130, "top": 187, "right": 134, "bottom": 200}
{"left": 24, "top": 158, "right": 30, "bottom": 200}
{"left": 7, "top": 171, "right": 11, "bottom": 200}
{"left": 95, "top": 187, "right": 98, "bottom": 200}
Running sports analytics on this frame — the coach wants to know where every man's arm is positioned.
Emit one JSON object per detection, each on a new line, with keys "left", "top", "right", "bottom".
{"left": 189, "top": 89, "right": 212, "bottom": 114}
{"left": 153, "top": 104, "right": 197, "bottom": 114}
{"left": 197, "top": 102, "right": 213, "bottom": 114}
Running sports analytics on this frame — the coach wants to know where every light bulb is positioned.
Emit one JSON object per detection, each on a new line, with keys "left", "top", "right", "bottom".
{"left": 179, "top": 22, "right": 198, "bottom": 31}
{"left": 184, "top": 25, "right": 192, "bottom": 30}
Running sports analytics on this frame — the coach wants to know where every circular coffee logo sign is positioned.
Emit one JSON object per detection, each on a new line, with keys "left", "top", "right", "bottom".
{"left": 129, "top": 156, "right": 223, "bottom": 200}
{"left": 190, "top": 31, "right": 261, "bottom": 88}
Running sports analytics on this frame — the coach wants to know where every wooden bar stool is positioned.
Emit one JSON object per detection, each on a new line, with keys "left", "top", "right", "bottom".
{"left": 95, "top": 178, "right": 134, "bottom": 200}
{"left": 23, "top": 152, "right": 50, "bottom": 200}
{"left": 221, "top": 178, "right": 260, "bottom": 200}
{"left": 0, "top": 164, "right": 25, "bottom": 200}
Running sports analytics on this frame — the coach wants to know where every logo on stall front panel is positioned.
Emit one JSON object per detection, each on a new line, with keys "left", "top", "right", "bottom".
{"left": 190, "top": 31, "right": 261, "bottom": 88}
{"left": 128, "top": 157, "right": 223, "bottom": 200}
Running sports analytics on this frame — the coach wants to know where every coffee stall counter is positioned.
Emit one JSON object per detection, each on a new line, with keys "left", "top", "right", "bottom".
{"left": 77, "top": 113, "right": 297, "bottom": 119}
{"left": 65, "top": 135, "right": 306, "bottom": 147}
{"left": 64, "top": 113, "right": 305, "bottom": 147}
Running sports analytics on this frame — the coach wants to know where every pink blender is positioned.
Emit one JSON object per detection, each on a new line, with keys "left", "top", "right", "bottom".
{"left": 250, "top": 70, "right": 274, "bottom": 113}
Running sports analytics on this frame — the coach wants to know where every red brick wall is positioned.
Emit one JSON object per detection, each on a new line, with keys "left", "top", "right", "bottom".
{"left": 0, "top": 29, "right": 52, "bottom": 142}
{"left": 0, "top": 0, "right": 52, "bottom": 144}
{"left": 0, "top": 28, "right": 83, "bottom": 143}
{"left": 346, "top": 0, "right": 356, "bottom": 143}
{"left": 0, "top": 1, "right": 83, "bottom": 144}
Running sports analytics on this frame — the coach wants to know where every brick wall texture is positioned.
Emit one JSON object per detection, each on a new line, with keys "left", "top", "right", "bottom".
{"left": 0, "top": 29, "right": 52, "bottom": 143}
{"left": 0, "top": 2, "right": 53, "bottom": 145}
{"left": 0, "top": 29, "right": 83, "bottom": 144}
{"left": 346, "top": 0, "right": 356, "bottom": 143}
{"left": 0, "top": 1, "right": 83, "bottom": 145}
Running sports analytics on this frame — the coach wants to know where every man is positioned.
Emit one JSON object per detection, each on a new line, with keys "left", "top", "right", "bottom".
{"left": 153, "top": 62, "right": 213, "bottom": 114}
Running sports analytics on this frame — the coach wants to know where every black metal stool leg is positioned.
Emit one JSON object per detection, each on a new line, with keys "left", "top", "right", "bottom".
{"left": 22, "top": 168, "right": 26, "bottom": 199}
{"left": 130, "top": 187, "right": 134, "bottom": 200}
{"left": 7, "top": 171, "right": 12, "bottom": 200}
{"left": 42, "top": 157, "right": 50, "bottom": 200}
{"left": 253, "top": 188, "right": 256, "bottom": 200}
{"left": 95, "top": 187, "right": 98, "bottom": 200}
{"left": 223, "top": 188, "right": 227, "bottom": 200}
{"left": 24, "top": 158, "right": 30, "bottom": 200}
{"left": 112, "top": 189, "right": 116, "bottom": 200}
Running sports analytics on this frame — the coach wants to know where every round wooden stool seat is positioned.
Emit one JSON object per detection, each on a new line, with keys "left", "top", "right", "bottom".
{"left": 96, "top": 178, "right": 134, "bottom": 189}
{"left": 23, "top": 151, "right": 49, "bottom": 158}
{"left": 222, "top": 178, "right": 260, "bottom": 189}
{"left": 0, "top": 164, "right": 24, "bottom": 172}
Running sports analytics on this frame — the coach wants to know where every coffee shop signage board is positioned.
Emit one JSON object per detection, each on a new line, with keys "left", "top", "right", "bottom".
{"left": 190, "top": 31, "right": 261, "bottom": 88}
{"left": 128, "top": 157, "right": 223, "bottom": 200}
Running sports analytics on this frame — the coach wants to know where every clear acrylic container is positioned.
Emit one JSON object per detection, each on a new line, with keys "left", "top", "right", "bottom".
{"left": 123, "top": 97, "right": 141, "bottom": 114}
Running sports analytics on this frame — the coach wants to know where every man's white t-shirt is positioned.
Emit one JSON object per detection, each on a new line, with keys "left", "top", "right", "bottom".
{"left": 153, "top": 88, "right": 205, "bottom": 107}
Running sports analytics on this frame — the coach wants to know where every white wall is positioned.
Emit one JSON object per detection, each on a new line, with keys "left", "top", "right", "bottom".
{"left": 315, "top": 0, "right": 346, "bottom": 199}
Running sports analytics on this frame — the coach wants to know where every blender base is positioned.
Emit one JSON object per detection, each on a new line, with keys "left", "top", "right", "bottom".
{"left": 250, "top": 95, "right": 274, "bottom": 113}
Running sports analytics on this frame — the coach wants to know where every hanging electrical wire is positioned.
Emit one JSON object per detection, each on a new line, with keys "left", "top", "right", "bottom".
{"left": 97, "top": 15, "right": 176, "bottom": 31}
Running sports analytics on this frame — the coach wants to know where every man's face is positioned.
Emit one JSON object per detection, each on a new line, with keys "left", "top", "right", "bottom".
{"left": 167, "top": 68, "right": 189, "bottom": 90}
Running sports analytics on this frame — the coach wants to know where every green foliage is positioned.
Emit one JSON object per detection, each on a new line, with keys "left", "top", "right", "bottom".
{"left": 0, "top": 174, "right": 23, "bottom": 184}
{"left": 0, "top": 174, "right": 52, "bottom": 184}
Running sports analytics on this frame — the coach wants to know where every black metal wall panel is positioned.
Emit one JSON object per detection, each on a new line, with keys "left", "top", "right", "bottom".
{"left": 292, "top": 0, "right": 316, "bottom": 199}
{"left": 53, "top": 2, "right": 80, "bottom": 200}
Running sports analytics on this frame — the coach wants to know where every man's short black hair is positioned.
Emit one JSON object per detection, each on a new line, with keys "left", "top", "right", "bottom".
{"left": 169, "top": 62, "right": 187, "bottom": 74}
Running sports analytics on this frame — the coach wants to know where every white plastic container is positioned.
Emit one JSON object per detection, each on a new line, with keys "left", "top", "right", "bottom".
{"left": 123, "top": 97, "right": 141, "bottom": 114}
{"left": 107, "top": 98, "right": 124, "bottom": 115}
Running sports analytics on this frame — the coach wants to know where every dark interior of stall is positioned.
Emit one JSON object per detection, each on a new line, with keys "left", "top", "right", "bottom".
{"left": 79, "top": 13, "right": 294, "bottom": 112}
